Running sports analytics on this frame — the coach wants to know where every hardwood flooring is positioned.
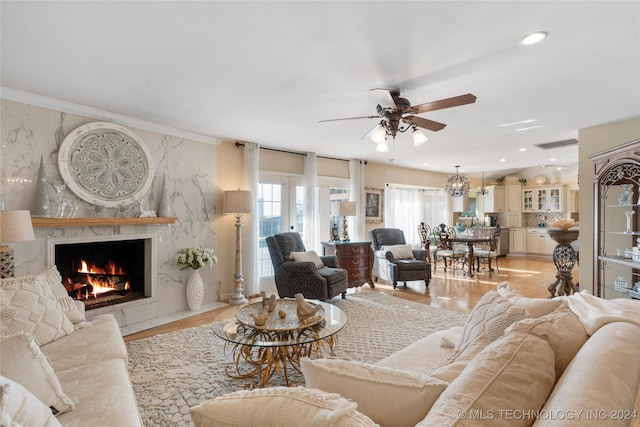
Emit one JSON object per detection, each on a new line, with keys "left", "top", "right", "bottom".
{"left": 124, "top": 256, "right": 567, "bottom": 342}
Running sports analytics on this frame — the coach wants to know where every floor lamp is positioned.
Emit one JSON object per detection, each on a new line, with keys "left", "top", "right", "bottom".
{"left": 223, "top": 190, "right": 254, "bottom": 305}
{"left": 0, "top": 210, "right": 35, "bottom": 278}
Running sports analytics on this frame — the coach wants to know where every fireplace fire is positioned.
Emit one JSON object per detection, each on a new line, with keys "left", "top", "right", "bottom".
{"left": 55, "top": 239, "right": 148, "bottom": 310}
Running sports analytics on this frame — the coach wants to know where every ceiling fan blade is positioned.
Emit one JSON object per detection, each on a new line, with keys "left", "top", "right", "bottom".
{"left": 360, "top": 123, "right": 380, "bottom": 140}
{"left": 318, "top": 115, "right": 381, "bottom": 123}
{"left": 410, "top": 93, "right": 477, "bottom": 114}
{"left": 369, "top": 88, "right": 398, "bottom": 111}
{"left": 403, "top": 116, "right": 447, "bottom": 132}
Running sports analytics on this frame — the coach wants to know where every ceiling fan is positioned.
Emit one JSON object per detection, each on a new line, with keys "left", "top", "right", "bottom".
{"left": 319, "top": 89, "right": 477, "bottom": 150}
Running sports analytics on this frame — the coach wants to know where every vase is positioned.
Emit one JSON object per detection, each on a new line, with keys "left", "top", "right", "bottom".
{"left": 186, "top": 269, "right": 204, "bottom": 311}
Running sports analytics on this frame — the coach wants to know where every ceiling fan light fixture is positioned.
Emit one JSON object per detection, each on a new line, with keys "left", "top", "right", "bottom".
{"left": 412, "top": 128, "right": 428, "bottom": 146}
{"left": 375, "top": 140, "right": 389, "bottom": 153}
{"left": 444, "top": 165, "right": 470, "bottom": 197}
{"left": 371, "top": 124, "right": 387, "bottom": 144}
{"left": 519, "top": 31, "right": 548, "bottom": 46}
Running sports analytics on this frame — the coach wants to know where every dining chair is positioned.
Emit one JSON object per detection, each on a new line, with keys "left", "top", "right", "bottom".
{"left": 473, "top": 225, "right": 501, "bottom": 275}
{"left": 432, "top": 224, "right": 467, "bottom": 273}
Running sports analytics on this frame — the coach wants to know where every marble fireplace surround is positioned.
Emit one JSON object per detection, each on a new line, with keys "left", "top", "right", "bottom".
{"left": 48, "top": 232, "right": 157, "bottom": 317}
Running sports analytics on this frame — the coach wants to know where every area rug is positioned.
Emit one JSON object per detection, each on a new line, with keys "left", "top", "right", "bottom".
{"left": 126, "top": 291, "right": 467, "bottom": 427}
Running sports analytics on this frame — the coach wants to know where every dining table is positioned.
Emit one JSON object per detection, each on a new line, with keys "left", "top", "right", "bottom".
{"left": 451, "top": 234, "right": 493, "bottom": 278}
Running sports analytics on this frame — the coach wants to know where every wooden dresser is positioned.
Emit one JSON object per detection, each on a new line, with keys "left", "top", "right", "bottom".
{"left": 321, "top": 241, "right": 374, "bottom": 289}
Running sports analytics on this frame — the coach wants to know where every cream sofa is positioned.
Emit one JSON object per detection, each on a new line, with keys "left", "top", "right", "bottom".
{"left": 190, "top": 283, "right": 640, "bottom": 427}
{"left": 0, "top": 268, "right": 142, "bottom": 427}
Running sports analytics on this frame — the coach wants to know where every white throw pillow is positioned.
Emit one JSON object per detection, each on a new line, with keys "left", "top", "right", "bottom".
{"left": 430, "top": 333, "right": 491, "bottom": 383}
{"left": 455, "top": 290, "right": 530, "bottom": 351}
{"left": 381, "top": 244, "right": 415, "bottom": 260}
{"left": 291, "top": 250, "right": 325, "bottom": 268}
{"left": 190, "top": 386, "right": 378, "bottom": 427}
{"left": 1, "top": 376, "right": 63, "bottom": 427}
{"left": 0, "top": 273, "right": 74, "bottom": 345}
{"left": 419, "top": 332, "right": 556, "bottom": 427}
{"left": 506, "top": 308, "right": 588, "bottom": 381}
{"left": 56, "top": 296, "right": 86, "bottom": 324}
{"left": 0, "top": 333, "right": 74, "bottom": 415}
{"left": 301, "top": 357, "right": 447, "bottom": 427}
{"left": 497, "top": 281, "right": 565, "bottom": 318}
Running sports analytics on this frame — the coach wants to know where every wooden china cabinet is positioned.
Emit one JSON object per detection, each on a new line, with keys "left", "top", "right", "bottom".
{"left": 591, "top": 139, "right": 640, "bottom": 300}
{"left": 321, "top": 241, "right": 375, "bottom": 289}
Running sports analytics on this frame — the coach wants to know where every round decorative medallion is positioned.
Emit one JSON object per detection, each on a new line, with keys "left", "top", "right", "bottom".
{"left": 58, "top": 122, "right": 155, "bottom": 207}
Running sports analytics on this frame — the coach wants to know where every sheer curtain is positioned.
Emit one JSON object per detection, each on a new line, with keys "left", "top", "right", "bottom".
{"left": 349, "top": 159, "right": 366, "bottom": 241}
{"left": 384, "top": 184, "right": 448, "bottom": 246}
{"left": 303, "top": 153, "right": 321, "bottom": 252}
{"left": 242, "top": 141, "right": 260, "bottom": 297}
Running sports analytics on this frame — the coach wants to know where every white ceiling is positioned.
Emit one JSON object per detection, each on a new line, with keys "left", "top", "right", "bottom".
{"left": 2, "top": 1, "right": 639, "bottom": 180}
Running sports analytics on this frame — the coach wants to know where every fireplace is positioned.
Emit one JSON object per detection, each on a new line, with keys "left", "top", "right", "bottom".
{"left": 50, "top": 234, "right": 155, "bottom": 311}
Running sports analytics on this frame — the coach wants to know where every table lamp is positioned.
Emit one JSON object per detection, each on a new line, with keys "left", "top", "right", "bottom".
{"left": 331, "top": 201, "right": 357, "bottom": 242}
{"left": 0, "top": 210, "right": 35, "bottom": 278}
{"left": 223, "top": 190, "right": 254, "bottom": 305}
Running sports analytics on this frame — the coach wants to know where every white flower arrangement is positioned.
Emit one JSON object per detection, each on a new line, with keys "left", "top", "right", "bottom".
{"left": 175, "top": 247, "right": 217, "bottom": 271}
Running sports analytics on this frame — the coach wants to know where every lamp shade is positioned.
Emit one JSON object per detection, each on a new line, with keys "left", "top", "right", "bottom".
{"left": 0, "top": 210, "right": 35, "bottom": 243}
{"left": 223, "top": 190, "right": 254, "bottom": 214}
{"left": 331, "top": 201, "right": 357, "bottom": 217}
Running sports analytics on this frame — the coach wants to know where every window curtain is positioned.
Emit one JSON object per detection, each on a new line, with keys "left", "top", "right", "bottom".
{"left": 384, "top": 184, "right": 448, "bottom": 246}
{"left": 242, "top": 141, "right": 260, "bottom": 297}
{"left": 349, "top": 159, "right": 366, "bottom": 241}
{"left": 303, "top": 153, "right": 321, "bottom": 252}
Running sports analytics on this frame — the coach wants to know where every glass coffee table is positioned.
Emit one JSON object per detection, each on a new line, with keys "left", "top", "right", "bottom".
{"left": 211, "top": 299, "right": 347, "bottom": 388}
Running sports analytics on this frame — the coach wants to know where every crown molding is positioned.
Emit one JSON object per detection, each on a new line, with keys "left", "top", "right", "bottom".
{"left": 0, "top": 86, "right": 220, "bottom": 145}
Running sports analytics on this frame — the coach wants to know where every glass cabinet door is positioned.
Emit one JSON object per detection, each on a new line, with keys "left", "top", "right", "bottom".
{"left": 536, "top": 188, "right": 548, "bottom": 211}
{"left": 523, "top": 189, "right": 534, "bottom": 211}
{"left": 548, "top": 188, "right": 561, "bottom": 211}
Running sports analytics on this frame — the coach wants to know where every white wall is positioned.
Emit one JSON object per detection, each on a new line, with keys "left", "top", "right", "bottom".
{"left": 1, "top": 99, "right": 219, "bottom": 324}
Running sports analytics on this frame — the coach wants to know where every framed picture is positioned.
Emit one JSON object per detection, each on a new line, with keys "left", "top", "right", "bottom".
{"left": 365, "top": 187, "right": 383, "bottom": 222}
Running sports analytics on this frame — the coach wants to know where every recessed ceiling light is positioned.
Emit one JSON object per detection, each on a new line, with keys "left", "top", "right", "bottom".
{"left": 516, "top": 125, "right": 542, "bottom": 131}
{"left": 499, "top": 158, "right": 507, "bottom": 162}
{"left": 520, "top": 31, "right": 548, "bottom": 46}
{"left": 550, "top": 158, "right": 557, "bottom": 162}
{"left": 519, "top": 148, "right": 527, "bottom": 152}
{"left": 499, "top": 119, "right": 536, "bottom": 127}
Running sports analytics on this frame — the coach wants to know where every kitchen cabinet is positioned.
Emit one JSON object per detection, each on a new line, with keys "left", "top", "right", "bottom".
{"left": 505, "top": 184, "right": 523, "bottom": 227}
{"left": 525, "top": 228, "right": 556, "bottom": 255}
{"left": 567, "top": 190, "right": 579, "bottom": 213}
{"left": 509, "top": 228, "right": 526, "bottom": 253}
{"left": 522, "top": 186, "right": 565, "bottom": 212}
{"left": 591, "top": 139, "right": 640, "bottom": 300}
{"left": 483, "top": 186, "right": 505, "bottom": 213}
{"left": 452, "top": 194, "right": 469, "bottom": 213}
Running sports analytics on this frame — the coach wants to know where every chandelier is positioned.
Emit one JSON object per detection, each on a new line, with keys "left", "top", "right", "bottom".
{"left": 371, "top": 120, "right": 428, "bottom": 153}
{"left": 444, "top": 165, "right": 470, "bottom": 197}
{"left": 477, "top": 171, "right": 489, "bottom": 195}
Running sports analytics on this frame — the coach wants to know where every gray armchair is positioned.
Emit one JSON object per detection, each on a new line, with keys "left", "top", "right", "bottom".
{"left": 266, "top": 232, "right": 348, "bottom": 300}
{"left": 369, "top": 228, "right": 431, "bottom": 289}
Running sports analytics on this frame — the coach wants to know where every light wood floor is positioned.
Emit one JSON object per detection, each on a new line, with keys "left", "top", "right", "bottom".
{"left": 124, "top": 256, "right": 568, "bottom": 342}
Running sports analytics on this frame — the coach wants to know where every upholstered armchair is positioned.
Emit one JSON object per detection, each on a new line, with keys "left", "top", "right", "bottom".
{"left": 266, "top": 232, "right": 348, "bottom": 300}
{"left": 369, "top": 228, "right": 431, "bottom": 289}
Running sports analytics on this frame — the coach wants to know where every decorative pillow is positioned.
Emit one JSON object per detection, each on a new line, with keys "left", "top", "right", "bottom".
{"left": 419, "top": 332, "right": 556, "bottom": 427}
{"left": 381, "top": 244, "right": 414, "bottom": 260}
{"left": 1, "top": 376, "right": 63, "bottom": 427}
{"left": 0, "top": 333, "right": 74, "bottom": 415}
{"left": 291, "top": 250, "right": 325, "bottom": 268}
{"left": 455, "top": 290, "right": 530, "bottom": 352}
{"left": 0, "top": 274, "right": 74, "bottom": 345}
{"left": 189, "top": 386, "right": 378, "bottom": 427}
{"left": 0, "top": 267, "right": 68, "bottom": 298}
{"left": 430, "top": 333, "right": 491, "bottom": 384}
{"left": 497, "top": 281, "right": 565, "bottom": 317}
{"left": 56, "top": 296, "right": 85, "bottom": 324}
{"left": 301, "top": 357, "right": 447, "bottom": 427}
{"left": 506, "top": 308, "right": 588, "bottom": 381}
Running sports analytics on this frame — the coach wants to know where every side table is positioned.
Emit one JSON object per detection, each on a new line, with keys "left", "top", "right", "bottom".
{"left": 322, "top": 241, "right": 375, "bottom": 289}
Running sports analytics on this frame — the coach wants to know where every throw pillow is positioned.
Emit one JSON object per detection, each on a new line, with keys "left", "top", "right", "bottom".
{"left": 506, "top": 308, "right": 588, "bottom": 381}
{"left": 419, "top": 332, "right": 556, "bottom": 427}
{"left": 1, "top": 376, "right": 63, "bottom": 427}
{"left": 455, "top": 290, "right": 530, "bottom": 352}
{"left": 0, "top": 333, "right": 74, "bottom": 415}
{"left": 497, "top": 281, "right": 565, "bottom": 318}
{"left": 0, "top": 273, "right": 74, "bottom": 345}
{"left": 189, "top": 386, "right": 378, "bottom": 427}
{"left": 381, "top": 244, "right": 415, "bottom": 260}
{"left": 291, "top": 250, "right": 325, "bottom": 268}
{"left": 0, "top": 266, "right": 68, "bottom": 298}
{"left": 430, "top": 333, "right": 491, "bottom": 383}
{"left": 301, "top": 357, "right": 447, "bottom": 427}
{"left": 56, "top": 296, "right": 85, "bottom": 324}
